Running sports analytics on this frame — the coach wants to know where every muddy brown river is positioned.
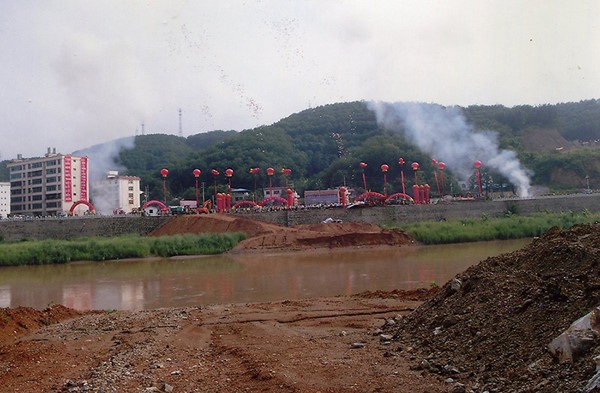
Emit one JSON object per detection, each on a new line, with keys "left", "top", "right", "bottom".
{"left": 0, "top": 239, "right": 530, "bottom": 310}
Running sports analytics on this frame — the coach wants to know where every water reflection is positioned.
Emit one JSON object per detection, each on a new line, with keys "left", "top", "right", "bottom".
{"left": 0, "top": 239, "right": 530, "bottom": 311}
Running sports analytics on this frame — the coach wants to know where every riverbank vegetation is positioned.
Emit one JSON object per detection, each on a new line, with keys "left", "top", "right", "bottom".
{"left": 0, "top": 232, "right": 246, "bottom": 267}
{"left": 393, "top": 210, "right": 600, "bottom": 244}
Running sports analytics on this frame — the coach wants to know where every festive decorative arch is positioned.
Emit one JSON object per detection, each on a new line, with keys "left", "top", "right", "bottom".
{"left": 355, "top": 192, "right": 386, "bottom": 203}
{"left": 68, "top": 200, "right": 96, "bottom": 215}
{"left": 143, "top": 200, "right": 169, "bottom": 212}
{"left": 385, "top": 193, "right": 414, "bottom": 204}
{"left": 258, "top": 196, "right": 289, "bottom": 207}
{"left": 355, "top": 191, "right": 386, "bottom": 201}
{"left": 232, "top": 200, "right": 259, "bottom": 210}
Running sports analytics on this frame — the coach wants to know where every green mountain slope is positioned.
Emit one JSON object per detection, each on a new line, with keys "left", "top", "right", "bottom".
{"left": 1, "top": 100, "right": 599, "bottom": 198}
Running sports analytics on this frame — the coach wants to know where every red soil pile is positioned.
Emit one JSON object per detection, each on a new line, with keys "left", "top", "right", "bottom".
{"left": 392, "top": 223, "right": 600, "bottom": 393}
{"left": 0, "top": 305, "right": 88, "bottom": 343}
{"left": 150, "top": 214, "right": 415, "bottom": 251}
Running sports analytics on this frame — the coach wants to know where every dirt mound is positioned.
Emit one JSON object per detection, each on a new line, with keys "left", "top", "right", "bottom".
{"left": 150, "top": 215, "right": 415, "bottom": 251}
{"left": 392, "top": 223, "right": 600, "bottom": 393}
{"left": 150, "top": 214, "right": 291, "bottom": 238}
{"left": 0, "top": 305, "right": 87, "bottom": 343}
{"left": 295, "top": 221, "right": 382, "bottom": 233}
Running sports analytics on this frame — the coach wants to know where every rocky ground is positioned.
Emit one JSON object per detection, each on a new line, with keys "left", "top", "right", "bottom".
{"left": 0, "top": 289, "right": 449, "bottom": 393}
{"left": 1, "top": 217, "right": 599, "bottom": 392}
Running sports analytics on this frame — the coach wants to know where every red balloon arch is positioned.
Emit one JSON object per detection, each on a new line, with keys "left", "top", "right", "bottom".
{"left": 143, "top": 200, "right": 169, "bottom": 212}
{"left": 68, "top": 200, "right": 96, "bottom": 216}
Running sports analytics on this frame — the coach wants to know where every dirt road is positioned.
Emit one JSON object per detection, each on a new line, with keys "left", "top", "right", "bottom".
{"left": 0, "top": 290, "right": 450, "bottom": 393}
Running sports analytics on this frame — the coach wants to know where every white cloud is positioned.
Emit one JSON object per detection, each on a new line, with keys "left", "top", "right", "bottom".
{"left": 0, "top": 0, "right": 599, "bottom": 160}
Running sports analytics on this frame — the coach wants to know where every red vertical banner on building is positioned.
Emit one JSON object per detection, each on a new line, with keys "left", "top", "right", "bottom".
{"left": 80, "top": 157, "right": 88, "bottom": 201}
{"left": 64, "top": 156, "right": 72, "bottom": 202}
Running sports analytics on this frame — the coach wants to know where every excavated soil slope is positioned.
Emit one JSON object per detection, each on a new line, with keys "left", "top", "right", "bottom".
{"left": 391, "top": 223, "right": 600, "bottom": 393}
{"left": 150, "top": 215, "right": 415, "bottom": 251}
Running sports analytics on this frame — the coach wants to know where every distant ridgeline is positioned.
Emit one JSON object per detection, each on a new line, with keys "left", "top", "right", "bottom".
{"left": 2, "top": 100, "right": 599, "bottom": 201}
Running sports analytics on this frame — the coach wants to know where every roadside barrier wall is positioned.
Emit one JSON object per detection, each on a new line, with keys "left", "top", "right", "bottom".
{"left": 0, "top": 216, "right": 170, "bottom": 241}
{"left": 0, "top": 194, "right": 598, "bottom": 240}
{"left": 248, "top": 193, "right": 600, "bottom": 226}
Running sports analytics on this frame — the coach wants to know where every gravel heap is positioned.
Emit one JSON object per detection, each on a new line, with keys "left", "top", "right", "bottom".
{"left": 393, "top": 223, "right": 600, "bottom": 393}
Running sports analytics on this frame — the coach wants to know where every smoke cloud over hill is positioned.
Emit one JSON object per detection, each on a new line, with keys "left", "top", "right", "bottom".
{"left": 368, "top": 101, "right": 532, "bottom": 197}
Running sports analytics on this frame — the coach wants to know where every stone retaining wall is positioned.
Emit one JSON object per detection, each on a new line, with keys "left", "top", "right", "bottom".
{"left": 246, "top": 193, "right": 600, "bottom": 226}
{"left": 0, "top": 216, "right": 171, "bottom": 241}
{"left": 0, "top": 194, "right": 598, "bottom": 241}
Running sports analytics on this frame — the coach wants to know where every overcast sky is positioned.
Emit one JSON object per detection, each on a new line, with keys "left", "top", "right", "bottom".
{"left": 1, "top": 0, "right": 599, "bottom": 160}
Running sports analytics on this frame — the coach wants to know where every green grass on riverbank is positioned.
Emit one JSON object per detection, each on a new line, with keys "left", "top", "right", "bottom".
{"left": 0, "top": 232, "right": 246, "bottom": 267}
{"left": 389, "top": 210, "right": 600, "bottom": 245}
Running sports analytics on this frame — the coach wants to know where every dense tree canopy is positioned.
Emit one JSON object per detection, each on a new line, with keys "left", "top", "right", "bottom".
{"left": 1, "top": 100, "right": 599, "bottom": 198}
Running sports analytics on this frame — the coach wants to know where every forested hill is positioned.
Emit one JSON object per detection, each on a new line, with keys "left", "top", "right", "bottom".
{"left": 2, "top": 100, "right": 599, "bottom": 200}
{"left": 115, "top": 100, "right": 600, "bottom": 201}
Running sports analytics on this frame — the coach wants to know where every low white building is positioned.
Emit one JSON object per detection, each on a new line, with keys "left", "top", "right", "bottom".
{"left": 91, "top": 171, "right": 142, "bottom": 214}
{"left": 0, "top": 182, "right": 10, "bottom": 218}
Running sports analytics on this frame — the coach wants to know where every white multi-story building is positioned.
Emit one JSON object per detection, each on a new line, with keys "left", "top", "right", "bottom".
{"left": 91, "top": 171, "right": 142, "bottom": 214}
{"left": 0, "top": 182, "right": 10, "bottom": 218}
{"left": 7, "top": 148, "right": 90, "bottom": 216}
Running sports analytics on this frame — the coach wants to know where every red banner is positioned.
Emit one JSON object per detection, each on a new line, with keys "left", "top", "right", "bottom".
{"left": 64, "top": 156, "right": 72, "bottom": 202}
{"left": 80, "top": 157, "right": 88, "bottom": 201}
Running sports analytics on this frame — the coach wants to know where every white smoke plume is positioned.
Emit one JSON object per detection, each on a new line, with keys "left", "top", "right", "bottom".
{"left": 74, "top": 136, "right": 136, "bottom": 214}
{"left": 368, "top": 101, "right": 532, "bottom": 197}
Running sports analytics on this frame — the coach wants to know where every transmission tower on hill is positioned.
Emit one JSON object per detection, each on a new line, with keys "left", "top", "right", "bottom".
{"left": 178, "top": 108, "right": 183, "bottom": 137}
